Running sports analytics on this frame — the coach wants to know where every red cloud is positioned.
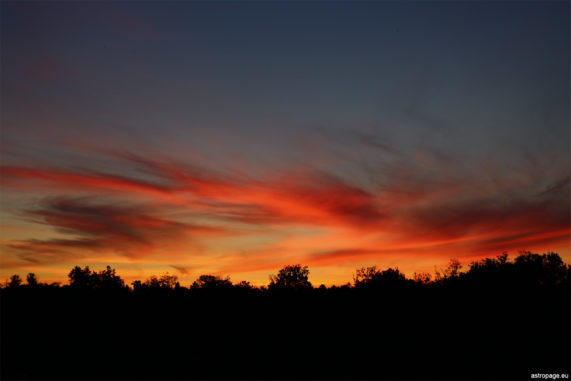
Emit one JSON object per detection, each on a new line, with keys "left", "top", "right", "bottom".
{"left": 1, "top": 150, "right": 569, "bottom": 280}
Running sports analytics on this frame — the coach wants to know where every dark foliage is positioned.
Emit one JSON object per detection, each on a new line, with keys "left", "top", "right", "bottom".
{"left": 269, "top": 264, "right": 312, "bottom": 290}
{"left": 7, "top": 274, "right": 22, "bottom": 288}
{"left": 25, "top": 273, "right": 38, "bottom": 287}
{"left": 68, "top": 265, "right": 125, "bottom": 290}
{"left": 354, "top": 266, "right": 409, "bottom": 288}
{"left": 191, "top": 274, "right": 232, "bottom": 290}
{"left": 1, "top": 252, "right": 569, "bottom": 380}
{"left": 133, "top": 273, "right": 180, "bottom": 290}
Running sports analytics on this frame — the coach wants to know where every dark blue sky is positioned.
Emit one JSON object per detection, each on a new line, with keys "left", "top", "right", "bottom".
{"left": 3, "top": 1, "right": 568, "bottom": 157}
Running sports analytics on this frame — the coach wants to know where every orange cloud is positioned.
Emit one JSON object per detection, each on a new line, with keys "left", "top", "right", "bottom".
{"left": 1, "top": 150, "right": 569, "bottom": 285}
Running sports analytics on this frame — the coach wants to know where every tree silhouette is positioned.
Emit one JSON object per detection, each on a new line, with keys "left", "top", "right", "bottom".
{"left": 353, "top": 266, "right": 408, "bottom": 288}
{"left": 413, "top": 272, "right": 432, "bottom": 284}
{"left": 464, "top": 251, "right": 569, "bottom": 287}
{"left": 513, "top": 251, "right": 568, "bottom": 285}
{"left": 353, "top": 265, "right": 380, "bottom": 285}
{"left": 444, "top": 259, "right": 462, "bottom": 278}
{"left": 191, "top": 274, "right": 232, "bottom": 289}
{"left": 8, "top": 274, "right": 22, "bottom": 288}
{"left": 68, "top": 266, "right": 94, "bottom": 288}
{"left": 144, "top": 276, "right": 161, "bottom": 288}
{"left": 465, "top": 253, "right": 512, "bottom": 283}
{"left": 141, "top": 273, "right": 179, "bottom": 289}
{"left": 434, "top": 259, "right": 463, "bottom": 282}
{"left": 158, "top": 273, "right": 179, "bottom": 289}
{"left": 96, "top": 266, "right": 125, "bottom": 289}
{"left": 234, "top": 280, "right": 253, "bottom": 289}
{"left": 131, "top": 280, "right": 143, "bottom": 290}
{"left": 68, "top": 265, "right": 125, "bottom": 289}
{"left": 269, "top": 264, "right": 312, "bottom": 289}
{"left": 26, "top": 273, "right": 38, "bottom": 286}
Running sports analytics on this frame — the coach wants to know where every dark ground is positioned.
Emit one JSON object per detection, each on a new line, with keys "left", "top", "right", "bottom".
{"left": 1, "top": 255, "right": 570, "bottom": 380}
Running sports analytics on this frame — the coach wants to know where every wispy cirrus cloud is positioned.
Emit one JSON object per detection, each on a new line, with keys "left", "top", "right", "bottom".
{"left": 4, "top": 197, "right": 225, "bottom": 266}
{"left": 0, "top": 155, "right": 387, "bottom": 230}
{"left": 1, "top": 145, "right": 569, "bottom": 284}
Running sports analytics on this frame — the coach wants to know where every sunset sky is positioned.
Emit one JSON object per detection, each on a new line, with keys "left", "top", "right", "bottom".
{"left": 1, "top": 1, "right": 569, "bottom": 286}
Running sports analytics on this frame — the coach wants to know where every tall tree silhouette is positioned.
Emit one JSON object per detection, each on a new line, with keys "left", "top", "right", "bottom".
{"left": 26, "top": 273, "right": 38, "bottom": 286}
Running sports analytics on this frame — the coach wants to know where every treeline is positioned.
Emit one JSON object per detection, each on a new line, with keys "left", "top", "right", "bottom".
{"left": 3, "top": 251, "right": 569, "bottom": 292}
{"left": 2, "top": 251, "right": 569, "bottom": 380}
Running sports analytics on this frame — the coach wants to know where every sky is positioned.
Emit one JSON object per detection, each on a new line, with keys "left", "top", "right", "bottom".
{"left": 1, "top": 1, "right": 569, "bottom": 286}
